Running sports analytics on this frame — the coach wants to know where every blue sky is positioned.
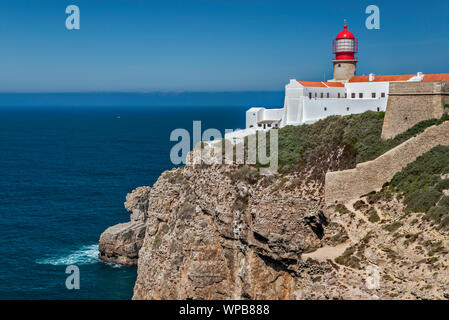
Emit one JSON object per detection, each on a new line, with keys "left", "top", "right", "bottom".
{"left": 0, "top": 0, "right": 448, "bottom": 92}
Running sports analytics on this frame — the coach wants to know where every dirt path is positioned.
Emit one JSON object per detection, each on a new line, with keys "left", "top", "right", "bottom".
{"left": 302, "top": 241, "right": 351, "bottom": 261}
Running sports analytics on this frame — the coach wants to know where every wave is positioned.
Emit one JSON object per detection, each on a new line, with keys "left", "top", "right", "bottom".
{"left": 36, "top": 244, "right": 99, "bottom": 266}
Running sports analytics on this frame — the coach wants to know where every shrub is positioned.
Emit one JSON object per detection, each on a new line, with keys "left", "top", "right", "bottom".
{"left": 404, "top": 188, "right": 442, "bottom": 213}
{"left": 438, "top": 196, "right": 449, "bottom": 208}
{"left": 384, "top": 221, "right": 403, "bottom": 232}
{"left": 353, "top": 200, "right": 367, "bottom": 211}
{"left": 425, "top": 206, "right": 449, "bottom": 224}
{"left": 368, "top": 209, "right": 381, "bottom": 223}
{"left": 435, "top": 179, "right": 449, "bottom": 192}
{"left": 439, "top": 216, "right": 449, "bottom": 231}
{"left": 230, "top": 165, "right": 260, "bottom": 184}
{"left": 335, "top": 204, "right": 351, "bottom": 215}
{"left": 390, "top": 146, "right": 449, "bottom": 198}
{"left": 335, "top": 246, "right": 361, "bottom": 269}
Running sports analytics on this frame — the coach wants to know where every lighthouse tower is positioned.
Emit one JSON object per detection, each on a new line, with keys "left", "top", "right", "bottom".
{"left": 332, "top": 23, "right": 358, "bottom": 81}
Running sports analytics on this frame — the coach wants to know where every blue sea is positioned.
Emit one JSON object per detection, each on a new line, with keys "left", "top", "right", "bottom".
{"left": 0, "top": 103, "right": 253, "bottom": 299}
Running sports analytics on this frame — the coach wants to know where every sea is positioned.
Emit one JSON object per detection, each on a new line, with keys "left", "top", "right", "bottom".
{"left": 0, "top": 93, "right": 282, "bottom": 299}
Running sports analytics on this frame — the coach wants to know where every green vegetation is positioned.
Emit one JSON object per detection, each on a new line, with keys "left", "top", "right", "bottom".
{"left": 353, "top": 200, "right": 368, "bottom": 211}
{"left": 386, "top": 146, "right": 449, "bottom": 230}
{"left": 335, "top": 246, "right": 361, "bottom": 269}
{"left": 335, "top": 204, "right": 351, "bottom": 215}
{"left": 271, "top": 111, "right": 448, "bottom": 178}
{"left": 384, "top": 221, "right": 403, "bottom": 232}
{"left": 230, "top": 165, "right": 260, "bottom": 184}
{"left": 367, "top": 209, "right": 381, "bottom": 223}
{"left": 222, "top": 111, "right": 448, "bottom": 185}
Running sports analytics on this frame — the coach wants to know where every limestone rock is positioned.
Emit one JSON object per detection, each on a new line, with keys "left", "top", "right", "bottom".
{"left": 99, "top": 221, "right": 146, "bottom": 266}
{"left": 98, "top": 186, "right": 151, "bottom": 265}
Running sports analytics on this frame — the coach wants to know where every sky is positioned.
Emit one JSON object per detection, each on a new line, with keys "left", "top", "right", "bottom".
{"left": 0, "top": 0, "right": 448, "bottom": 93}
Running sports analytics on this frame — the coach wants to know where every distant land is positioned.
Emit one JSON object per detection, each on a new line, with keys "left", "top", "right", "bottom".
{"left": 0, "top": 92, "right": 284, "bottom": 107}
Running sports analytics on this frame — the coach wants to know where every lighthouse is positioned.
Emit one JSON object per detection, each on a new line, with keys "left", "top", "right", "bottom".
{"left": 332, "top": 23, "right": 358, "bottom": 81}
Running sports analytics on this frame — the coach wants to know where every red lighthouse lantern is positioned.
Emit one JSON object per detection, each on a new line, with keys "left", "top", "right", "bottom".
{"left": 331, "top": 22, "right": 358, "bottom": 81}
{"left": 333, "top": 23, "right": 358, "bottom": 61}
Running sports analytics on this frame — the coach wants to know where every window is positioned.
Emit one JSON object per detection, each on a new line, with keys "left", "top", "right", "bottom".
{"left": 377, "top": 107, "right": 380, "bottom": 112}
{"left": 249, "top": 125, "right": 254, "bottom": 128}
{"left": 327, "top": 93, "right": 330, "bottom": 98}
{"left": 338, "top": 93, "right": 341, "bottom": 98}
{"left": 315, "top": 93, "right": 317, "bottom": 98}
{"left": 258, "top": 124, "right": 262, "bottom": 127}
{"left": 351, "top": 93, "right": 356, "bottom": 98}
{"left": 359, "top": 93, "right": 363, "bottom": 99}
{"left": 309, "top": 92, "right": 312, "bottom": 99}
{"left": 372, "top": 92, "right": 376, "bottom": 98}
{"left": 345, "top": 93, "right": 347, "bottom": 98}
{"left": 335, "top": 39, "right": 355, "bottom": 52}
{"left": 320, "top": 93, "right": 324, "bottom": 98}
{"left": 267, "top": 124, "right": 271, "bottom": 128}
{"left": 324, "top": 107, "right": 327, "bottom": 111}
{"left": 381, "top": 92, "right": 386, "bottom": 98}
{"left": 347, "top": 107, "right": 350, "bottom": 111}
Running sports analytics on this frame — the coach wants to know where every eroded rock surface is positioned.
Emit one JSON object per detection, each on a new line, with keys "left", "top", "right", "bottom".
{"left": 98, "top": 186, "right": 150, "bottom": 265}
{"left": 99, "top": 147, "right": 449, "bottom": 299}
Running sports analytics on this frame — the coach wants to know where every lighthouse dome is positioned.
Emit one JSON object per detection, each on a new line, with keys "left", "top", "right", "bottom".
{"left": 336, "top": 24, "right": 355, "bottom": 39}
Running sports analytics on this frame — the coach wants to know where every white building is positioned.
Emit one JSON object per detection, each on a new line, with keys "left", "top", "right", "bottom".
{"left": 224, "top": 23, "right": 445, "bottom": 143}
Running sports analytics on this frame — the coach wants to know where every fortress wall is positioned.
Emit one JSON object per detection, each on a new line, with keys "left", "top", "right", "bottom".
{"left": 325, "top": 121, "right": 449, "bottom": 204}
{"left": 381, "top": 81, "right": 449, "bottom": 139}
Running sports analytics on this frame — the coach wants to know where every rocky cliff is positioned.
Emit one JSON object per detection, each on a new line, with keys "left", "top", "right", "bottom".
{"left": 99, "top": 112, "right": 449, "bottom": 300}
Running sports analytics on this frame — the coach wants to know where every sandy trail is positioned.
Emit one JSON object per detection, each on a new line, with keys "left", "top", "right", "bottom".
{"left": 302, "top": 242, "right": 351, "bottom": 261}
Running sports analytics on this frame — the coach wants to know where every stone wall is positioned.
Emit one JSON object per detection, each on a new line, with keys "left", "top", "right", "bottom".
{"left": 332, "top": 60, "right": 357, "bottom": 81}
{"left": 381, "top": 81, "right": 449, "bottom": 139}
{"left": 325, "top": 121, "right": 449, "bottom": 204}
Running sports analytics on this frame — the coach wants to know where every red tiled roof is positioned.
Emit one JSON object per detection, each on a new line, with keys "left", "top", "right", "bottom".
{"left": 297, "top": 81, "right": 344, "bottom": 88}
{"left": 325, "top": 82, "right": 345, "bottom": 87}
{"left": 422, "top": 74, "right": 449, "bottom": 82}
{"left": 349, "top": 73, "right": 449, "bottom": 83}
{"left": 297, "top": 81, "right": 327, "bottom": 87}
{"left": 349, "top": 75, "right": 415, "bottom": 82}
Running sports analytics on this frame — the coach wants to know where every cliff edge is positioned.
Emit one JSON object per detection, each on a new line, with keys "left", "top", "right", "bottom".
{"left": 99, "top": 111, "right": 449, "bottom": 299}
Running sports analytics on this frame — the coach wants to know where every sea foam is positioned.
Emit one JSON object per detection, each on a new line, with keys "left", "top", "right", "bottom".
{"left": 36, "top": 244, "right": 99, "bottom": 266}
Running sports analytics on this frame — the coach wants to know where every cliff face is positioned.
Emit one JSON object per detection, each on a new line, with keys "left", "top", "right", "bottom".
{"left": 132, "top": 163, "right": 327, "bottom": 299}
{"left": 98, "top": 113, "right": 449, "bottom": 300}
{"left": 98, "top": 186, "right": 150, "bottom": 266}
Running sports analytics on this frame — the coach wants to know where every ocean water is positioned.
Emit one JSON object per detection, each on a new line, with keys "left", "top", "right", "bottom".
{"left": 0, "top": 105, "right": 247, "bottom": 299}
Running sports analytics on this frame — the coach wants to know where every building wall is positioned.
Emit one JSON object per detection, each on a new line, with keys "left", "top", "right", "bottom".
{"left": 302, "top": 98, "right": 387, "bottom": 123}
{"left": 381, "top": 81, "right": 449, "bottom": 139}
{"left": 333, "top": 60, "right": 357, "bottom": 80}
{"left": 325, "top": 121, "right": 449, "bottom": 204}
{"left": 246, "top": 108, "right": 264, "bottom": 128}
{"left": 345, "top": 82, "right": 389, "bottom": 99}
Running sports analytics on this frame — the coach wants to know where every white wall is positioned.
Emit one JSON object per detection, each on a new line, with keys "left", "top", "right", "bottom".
{"left": 244, "top": 79, "right": 390, "bottom": 129}
{"left": 345, "top": 82, "right": 389, "bottom": 99}
{"left": 302, "top": 98, "right": 387, "bottom": 123}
